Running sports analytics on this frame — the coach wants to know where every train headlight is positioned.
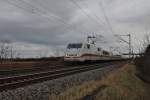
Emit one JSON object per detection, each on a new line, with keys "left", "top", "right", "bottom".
{"left": 77, "top": 54, "right": 80, "bottom": 56}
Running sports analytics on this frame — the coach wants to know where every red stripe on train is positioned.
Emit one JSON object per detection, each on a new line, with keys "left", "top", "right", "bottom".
{"left": 65, "top": 53, "right": 107, "bottom": 58}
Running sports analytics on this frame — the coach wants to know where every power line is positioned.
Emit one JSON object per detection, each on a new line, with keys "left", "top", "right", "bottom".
{"left": 115, "top": 34, "right": 132, "bottom": 58}
{"left": 98, "top": 0, "right": 122, "bottom": 51}
{"left": 20, "top": 0, "right": 85, "bottom": 33}
{"left": 69, "top": 0, "right": 106, "bottom": 33}
{"left": 98, "top": 0, "right": 114, "bottom": 35}
{"left": 33, "top": 0, "right": 106, "bottom": 35}
{"left": 83, "top": 1, "right": 114, "bottom": 35}
{"left": 4, "top": 0, "right": 35, "bottom": 13}
{"left": 82, "top": 1, "right": 107, "bottom": 26}
{"left": 4, "top": 0, "right": 62, "bottom": 22}
{"left": 4, "top": 0, "right": 111, "bottom": 40}
{"left": 4, "top": 0, "right": 86, "bottom": 34}
{"left": 28, "top": 0, "right": 88, "bottom": 34}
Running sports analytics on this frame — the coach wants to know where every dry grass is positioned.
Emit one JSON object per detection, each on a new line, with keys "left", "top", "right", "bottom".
{"left": 49, "top": 80, "right": 101, "bottom": 100}
{"left": 95, "top": 64, "right": 150, "bottom": 100}
{"left": 49, "top": 64, "right": 150, "bottom": 100}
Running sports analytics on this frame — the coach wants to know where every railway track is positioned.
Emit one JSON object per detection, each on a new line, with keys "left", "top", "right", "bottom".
{"left": 0, "top": 59, "right": 128, "bottom": 77}
{"left": 0, "top": 64, "right": 66, "bottom": 77}
{"left": 0, "top": 61, "right": 126, "bottom": 92}
{"left": 0, "top": 62, "right": 99, "bottom": 76}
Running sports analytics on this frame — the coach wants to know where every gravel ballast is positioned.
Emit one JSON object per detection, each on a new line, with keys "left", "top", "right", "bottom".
{"left": 0, "top": 65, "right": 120, "bottom": 100}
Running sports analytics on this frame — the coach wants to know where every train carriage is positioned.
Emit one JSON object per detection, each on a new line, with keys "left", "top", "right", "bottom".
{"left": 64, "top": 42, "right": 116, "bottom": 62}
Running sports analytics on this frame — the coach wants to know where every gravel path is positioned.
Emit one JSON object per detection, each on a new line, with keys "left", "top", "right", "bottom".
{"left": 0, "top": 65, "right": 120, "bottom": 100}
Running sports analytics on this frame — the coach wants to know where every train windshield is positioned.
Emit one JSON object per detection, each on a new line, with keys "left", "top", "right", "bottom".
{"left": 67, "top": 43, "right": 82, "bottom": 49}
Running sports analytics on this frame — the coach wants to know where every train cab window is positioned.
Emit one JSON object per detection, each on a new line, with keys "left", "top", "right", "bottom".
{"left": 97, "top": 48, "right": 101, "bottom": 51}
{"left": 67, "top": 43, "right": 82, "bottom": 49}
{"left": 87, "top": 44, "right": 90, "bottom": 49}
{"left": 103, "top": 50, "right": 110, "bottom": 55}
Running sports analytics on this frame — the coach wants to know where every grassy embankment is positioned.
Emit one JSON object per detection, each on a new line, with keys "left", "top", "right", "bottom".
{"left": 49, "top": 64, "right": 150, "bottom": 100}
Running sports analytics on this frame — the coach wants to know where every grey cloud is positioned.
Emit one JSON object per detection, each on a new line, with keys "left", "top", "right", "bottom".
{"left": 0, "top": 0, "right": 150, "bottom": 57}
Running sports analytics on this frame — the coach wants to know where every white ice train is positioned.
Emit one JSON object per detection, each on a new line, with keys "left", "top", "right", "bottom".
{"left": 64, "top": 42, "right": 121, "bottom": 62}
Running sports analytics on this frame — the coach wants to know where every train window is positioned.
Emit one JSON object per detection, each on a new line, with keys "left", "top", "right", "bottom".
{"left": 97, "top": 48, "right": 101, "bottom": 51}
{"left": 67, "top": 43, "right": 82, "bottom": 49}
{"left": 103, "top": 50, "right": 110, "bottom": 55}
{"left": 87, "top": 44, "right": 90, "bottom": 49}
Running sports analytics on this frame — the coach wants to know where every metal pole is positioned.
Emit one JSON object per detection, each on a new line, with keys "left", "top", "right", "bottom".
{"left": 114, "top": 34, "right": 132, "bottom": 59}
{"left": 129, "top": 34, "right": 131, "bottom": 59}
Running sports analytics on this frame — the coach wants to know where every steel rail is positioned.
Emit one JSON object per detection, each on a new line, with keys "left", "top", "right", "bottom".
{"left": 0, "top": 62, "right": 118, "bottom": 82}
{"left": 0, "top": 62, "right": 125, "bottom": 92}
{"left": 0, "top": 63, "right": 111, "bottom": 83}
{"left": 0, "top": 64, "right": 66, "bottom": 76}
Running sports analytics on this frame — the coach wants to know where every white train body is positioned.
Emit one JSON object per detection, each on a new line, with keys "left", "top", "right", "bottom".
{"left": 64, "top": 43, "right": 118, "bottom": 62}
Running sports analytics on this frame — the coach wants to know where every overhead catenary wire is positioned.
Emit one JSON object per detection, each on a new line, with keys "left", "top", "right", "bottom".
{"left": 20, "top": 0, "right": 86, "bottom": 33}
{"left": 3, "top": 0, "right": 87, "bottom": 34}
{"left": 4, "top": 0, "right": 35, "bottom": 14}
{"left": 81, "top": 1, "right": 107, "bottom": 26}
{"left": 3, "top": 0, "right": 131, "bottom": 55}
{"left": 69, "top": 0, "right": 107, "bottom": 33}
{"left": 97, "top": 0, "right": 129, "bottom": 54}
{"left": 4, "top": 0, "right": 116, "bottom": 43}
{"left": 81, "top": 0, "right": 114, "bottom": 36}
{"left": 25, "top": 0, "right": 107, "bottom": 35}
{"left": 3, "top": 0, "right": 109, "bottom": 36}
{"left": 98, "top": 0, "right": 114, "bottom": 35}
{"left": 4, "top": 0, "right": 66, "bottom": 25}
{"left": 26, "top": 0, "right": 89, "bottom": 34}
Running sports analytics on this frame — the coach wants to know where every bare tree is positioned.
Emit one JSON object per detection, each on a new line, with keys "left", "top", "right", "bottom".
{"left": 143, "top": 33, "right": 150, "bottom": 46}
{"left": 0, "top": 41, "right": 8, "bottom": 63}
{"left": 0, "top": 40, "right": 17, "bottom": 63}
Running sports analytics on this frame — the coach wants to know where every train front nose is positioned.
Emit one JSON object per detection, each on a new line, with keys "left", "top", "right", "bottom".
{"left": 64, "top": 54, "right": 80, "bottom": 61}
{"left": 64, "top": 43, "right": 83, "bottom": 62}
{"left": 64, "top": 50, "right": 82, "bottom": 61}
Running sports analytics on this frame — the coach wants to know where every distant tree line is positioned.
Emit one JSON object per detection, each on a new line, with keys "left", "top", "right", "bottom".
{"left": 5, "top": 57, "right": 63, "bottom": 62}
{"left": 0, "top": 40, "right": 20, "bottom": 63}
{"left": 0, "top": 41, "right": 12, "bottom": 62}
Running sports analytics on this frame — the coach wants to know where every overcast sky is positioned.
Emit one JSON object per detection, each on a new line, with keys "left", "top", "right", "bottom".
{"left": 0, "top": 0, "right": 150, "bottom": 57}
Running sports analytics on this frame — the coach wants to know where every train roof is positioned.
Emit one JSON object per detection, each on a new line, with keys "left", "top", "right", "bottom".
{"left": 67, "top": 42, "right": 96, "bottom": 45}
